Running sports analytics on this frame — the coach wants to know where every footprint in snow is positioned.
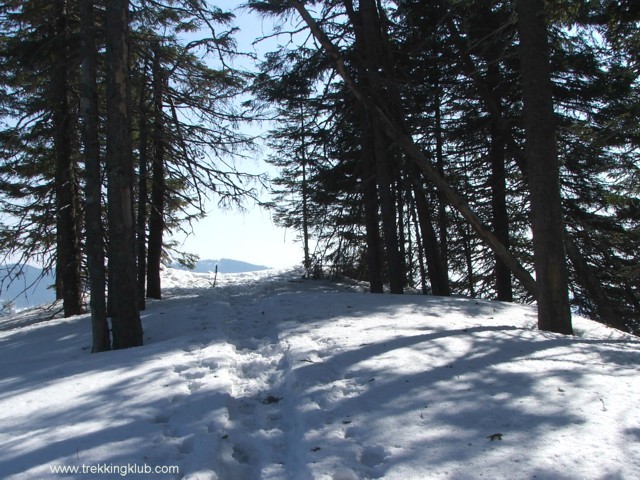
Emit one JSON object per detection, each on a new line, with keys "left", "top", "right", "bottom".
{"left": 187, "top": 380, "right": 204, "bottom": 393}
{"left": 182, "top": 369, "right": 207, "bottom": 380}
{"left": 359, "top": 445, "right": 388, "bottom": 469}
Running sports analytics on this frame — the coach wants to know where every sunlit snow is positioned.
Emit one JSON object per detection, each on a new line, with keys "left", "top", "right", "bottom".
{"left": 0, "top": 267, "right": 638, "bottom": 479}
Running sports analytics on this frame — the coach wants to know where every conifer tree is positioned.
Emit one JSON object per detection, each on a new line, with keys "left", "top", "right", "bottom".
{"left": 105, "top": 0, "right": 143, "bottom": 349}
{"left": 79, "top": 0, "right": 109, "bottom": 351}
{"left": 516, "top": 0, "right": 572, "bottom": 334}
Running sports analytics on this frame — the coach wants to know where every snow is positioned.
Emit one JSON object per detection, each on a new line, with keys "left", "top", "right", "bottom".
{"left": 1, "top": 268, "right": 639, "bottom": 480}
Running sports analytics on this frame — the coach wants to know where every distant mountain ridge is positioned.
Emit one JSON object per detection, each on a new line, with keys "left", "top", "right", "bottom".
{"left": 174, "top": 258, "right": 271, "bottom": 274}
{"left": 0, "top": 265, "right": 56, "bottom": 311}
{"left": 0, "top": 258, "right": 270, "bottom": 312}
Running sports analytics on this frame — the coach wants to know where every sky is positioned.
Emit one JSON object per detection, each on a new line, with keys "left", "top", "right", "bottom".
{"left": 1, "top": 266, "right": 639, "bottom": 479}
{"left": 170, "top": 2, "right": 304, "bottom": 269}
{"left": 172, "top": 196, "right": 302, "bottom": 269}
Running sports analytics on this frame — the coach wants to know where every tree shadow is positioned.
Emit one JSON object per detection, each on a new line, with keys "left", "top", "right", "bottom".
{"left": 1, "top": 271, "right": 638, "bottom": 479}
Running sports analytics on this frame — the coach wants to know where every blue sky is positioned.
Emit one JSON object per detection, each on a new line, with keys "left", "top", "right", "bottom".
{"left": 170, "top": 1, "right": 303, "bottom": 269}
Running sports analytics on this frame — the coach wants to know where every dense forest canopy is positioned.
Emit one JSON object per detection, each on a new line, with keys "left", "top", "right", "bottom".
{"left": 0, "top": 0, "right": 638, "bottom": 349}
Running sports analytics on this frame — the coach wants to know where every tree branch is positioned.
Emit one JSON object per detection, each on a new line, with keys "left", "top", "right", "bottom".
{"left": 287, "top": 0, "right": 538, "bottom": 298}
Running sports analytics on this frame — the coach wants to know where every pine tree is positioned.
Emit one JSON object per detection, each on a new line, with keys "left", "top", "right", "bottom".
{"left": 516, "top": 0, "right": 572, "bottom": 334}
{"left": 79, "top": 0, "right": 109, "bottom": 351}
{"left": 0, "top": 0, "right": 83, "bottom": 316}
{"left": 105, "top": 0, "right": 143, "bottom": 349}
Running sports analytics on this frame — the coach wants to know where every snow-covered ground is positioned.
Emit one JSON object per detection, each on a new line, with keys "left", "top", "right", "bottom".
{"left": 0, "top": 268, "right": 638, "bottom": 479}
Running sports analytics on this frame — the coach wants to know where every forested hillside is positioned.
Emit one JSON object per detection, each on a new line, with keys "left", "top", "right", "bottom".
{"left": 0, "top": 0, "right": 638, "bottom": 351}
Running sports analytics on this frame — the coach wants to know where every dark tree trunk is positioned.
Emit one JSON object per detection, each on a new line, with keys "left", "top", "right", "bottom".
{"left": 461, "top": 224, "right": 476, "bottom": 298}
{"left": 53, "top": 0, "right": 83, "bottom": 317}
{"left": 146, "top": 47, "right": 165, "bottom": 300}
{"left": 516, "top": 0, "right": 572, "bottom": 334}
{"left": 361, "top": 115, "right": 384, "bottom": 293}
{"left": 359, "top": 0, "right": 403, "bottom": 294}
{"left": 79, "top": 0, "right": 110, "bottom": 351}
{"left": 137, "top": 80, "right": 150, "bottom": 309}
{"left": 433, "top": 79, "right": 449, "bottom": 273}
{"left": 396, "top": 181, "right": 408, "bottom": 287}
{"left": 489, "top": 117, "right": 513, "bottom": 301}
{"left": 408, "top": 191, "right": 428, "bottom": 294}
{"left": 372, "top": 119, "right": 403, "bottom": 293}
{"left": 487, "top": 60, "right": 513, "bottom": 301}
{"left": 413, "top": 184, "right": 450, "bottom": 296}
{"left": 299, "top": 104, "right": 311, "bottom": 273}
{"left": 105, "top": 0, "right": 143, "bottom": 349}
{"left": 346, "top": 0, "right": 384, "bottom": 294}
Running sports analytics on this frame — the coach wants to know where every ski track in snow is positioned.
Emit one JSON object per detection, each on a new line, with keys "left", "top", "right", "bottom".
{"left": 0, "top": 267, "right": 639, "bottom": 479}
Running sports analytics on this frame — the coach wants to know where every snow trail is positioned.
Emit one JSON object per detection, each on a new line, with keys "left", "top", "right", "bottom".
{"left": 0, "top": 267, "right": 639, "bottom": 479}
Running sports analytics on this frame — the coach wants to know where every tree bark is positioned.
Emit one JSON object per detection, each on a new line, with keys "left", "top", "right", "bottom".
{"left": 80, "top": 0, "right": 110, "bottom": 351}
{"left": 408, "top": 191, "right": 428, "bottom": 294}
{"left": 433, "top": 79, "right": 449, "bottom": 275}
{"left": 353, "top": 0, "right": 404, "bottom": 293}
{"left": 516, "top": 0, "right": 572, "bottom": 334}
{"left": 412, "top": 183, "right": 450, "bottom": 296}
{"left": 54, "top": 0, "right": 83, "bottom": 317}
{"left": 137, "top": 78, "right": 150, "bottom": 309}
{"left": 146, "top": 46, "right": 166, "bottom": 300}
{"left": 361, "top": 112, "right": 384, "bottom": 293}
{"left": 300, "top": 105, "right": 311, "bottom": 273}
{"left": 487, "top": 61, "right": 513, "bottom": 302}
{"left": 105, "top": 0, "right": 143, "bottom": 349}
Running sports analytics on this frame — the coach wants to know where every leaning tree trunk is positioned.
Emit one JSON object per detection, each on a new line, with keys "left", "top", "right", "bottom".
{"left": 564, "top": 232, "right": 627, "bottom": 331}
{"left": 289, "top": 0, "right": 538, "bottom": 298}
{"left": 79, "top": 0, "right": 110, "bottom": 351}
{"left": 54, "top": 0, "right": 83, "bottom": 317}
{"left": 516, "top": 0, "right": 572, "bottom": 334}
{"left": 105, "top": 0, "right": 143, "bottom": 349}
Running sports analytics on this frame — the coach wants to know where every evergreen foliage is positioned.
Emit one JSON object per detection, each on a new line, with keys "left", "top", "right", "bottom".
{"left": 0, "top": 0, "right": 259, "bottom": 349}
{"left": 0, "top": 0, "right": 638, "bottom": 340}
{"left": 250, "top": 0, "right": 639, "bottom": 334}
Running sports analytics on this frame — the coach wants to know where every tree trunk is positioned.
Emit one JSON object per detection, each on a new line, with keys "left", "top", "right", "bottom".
{"left": 516, "top": 0, "right": 572, "bottom": 334}
{"left": 146, "top": 46, "right": 166, "bottom": 300}
{"left": 359, "top": 0, "right": 403, "bottom": 294}
{"left": 372, "top": 117, "right": 403, "bottom": 294}
{"left": 105, "top": 0, "right": 143, "bottom": 349}
{"left": 433, "top": 78, "right": 449, "bottom": 274}
{"left": 361, "top": 114, "right": 384, "bottom": 293}
{"left": 460, "top": 223, "right": 476, "bottom": 298}
{"left": 79, "top": 0, "right": 110, "bottom": 352}
{"left": 487, "top": 61, "right": 513, "bottom": 302}
{"left": 413, "top": 183, "right": 450, "bottom": 296}
{"left": 396, "top": 180, "right": 408, "bottom": 287}
{"left": 299, "top": 104, "right": 311, "bottom": 273}
{"left": 137, "top": 79, "right": 150, "bottom": 309}
{"left": 489, "top": 118, "right": 513, "bottom": 301}
{"left": 408, "top": 191, "right": 428, "bottom": 294}
{"left": 54, "top": 0, "right": 83, "bottom": 317}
